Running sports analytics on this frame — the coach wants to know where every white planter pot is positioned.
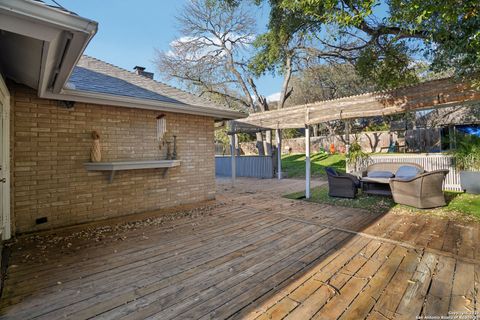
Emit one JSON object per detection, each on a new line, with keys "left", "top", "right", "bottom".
{"left": 460, "top": 171, "right": 480, "bottom": 194}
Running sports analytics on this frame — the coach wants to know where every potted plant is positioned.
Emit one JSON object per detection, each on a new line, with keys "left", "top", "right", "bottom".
{"left": 451, "top": 134, "right": 480, "bottom": 194}
{"left": 346, "top": 141, "right": 370, "bottom": 173}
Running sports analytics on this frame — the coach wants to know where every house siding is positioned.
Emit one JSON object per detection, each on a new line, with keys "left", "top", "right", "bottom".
{"left": 9, "top": 84, "right": 216, "bottom": 233}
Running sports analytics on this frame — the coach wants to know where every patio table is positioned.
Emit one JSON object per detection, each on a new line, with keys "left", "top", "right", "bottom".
{"left": 360, "top": 177, "right": 392, "bottom": 196}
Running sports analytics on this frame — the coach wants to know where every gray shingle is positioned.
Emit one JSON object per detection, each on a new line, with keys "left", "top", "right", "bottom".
{"left": 68, "top": 56, "right": 231, "bottom": 112}
{"left": 69, "top": 67, "right": 183, "bottom": 104}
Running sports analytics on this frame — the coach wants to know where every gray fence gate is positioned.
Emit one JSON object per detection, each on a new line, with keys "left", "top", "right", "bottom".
{"left": 215, "top": 156, "right": 274, "bottom": 179}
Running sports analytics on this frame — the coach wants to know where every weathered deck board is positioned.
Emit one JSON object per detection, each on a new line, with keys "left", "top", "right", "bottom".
{"left": 449, "top": 261, "right": 476, "bottom": 314}
{"left": 395, "top": 252, "right": 438, "bottom": 319}
{"left": 4, "top": 212, "right": 282, "bottom": 302}
{"left": 423, "top": 255, "right": 456, "bottom": 317}
{"left": 367, "top": 249, "right": 420, "bottom": 319}
{"left": 0, "top": 177, "right": 478, "bottom": 320}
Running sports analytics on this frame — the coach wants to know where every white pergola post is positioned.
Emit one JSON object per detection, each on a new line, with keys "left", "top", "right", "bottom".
{"left": 229, "top": 133, "right": 236, "bottom": 186}
{"left": 345, "top": 120, "right": 351, "bottom": 154}
{"left": 276, "top": 129, "right": 282, "bottom": 179}
{"left": 305, "top": 125, "right": 311, "bottom": 199}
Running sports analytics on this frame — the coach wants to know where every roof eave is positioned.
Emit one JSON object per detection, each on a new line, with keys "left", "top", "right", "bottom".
{"left": 0, "top": 0, "right": 98, "bottom": 95}
{"left": 0, "top": 0, "right": 97, "bottom": 33}
{"left": 44, "top": 88, "right": 246, "bottom": 120}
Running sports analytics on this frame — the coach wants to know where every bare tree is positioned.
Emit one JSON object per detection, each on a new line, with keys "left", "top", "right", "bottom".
{"left": 285, "top": 63, "right": 374, "bottom": 137}
{"left": 155, "top": 0, "right": 278, "bottom": 154}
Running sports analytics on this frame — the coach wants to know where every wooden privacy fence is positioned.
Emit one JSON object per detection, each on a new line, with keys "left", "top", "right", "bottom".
{"left": 357, "top": 154, "right": 461, "bottom": 191}
{"left": 215, "top": 156, "right": 274, "bottom": 179}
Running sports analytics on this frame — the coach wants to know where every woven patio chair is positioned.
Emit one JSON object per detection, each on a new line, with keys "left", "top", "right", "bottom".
{"left": 325, "top": 167, "right": 361, "bottom": 199}
{"left": 389, "top": 169, "right": 449, "bottom": 209}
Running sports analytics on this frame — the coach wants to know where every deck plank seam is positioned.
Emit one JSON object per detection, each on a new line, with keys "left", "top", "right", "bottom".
{"left": 280, "top": 215, "right": 480, "bottom": 266}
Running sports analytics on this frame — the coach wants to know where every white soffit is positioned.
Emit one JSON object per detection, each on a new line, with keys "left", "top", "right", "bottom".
{"left": 0, "top": 0, "right": 98, "bottom": 95}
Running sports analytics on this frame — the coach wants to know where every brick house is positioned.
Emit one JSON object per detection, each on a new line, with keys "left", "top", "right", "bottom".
{"left": 0, "top": 1, "right": 243, "bottom": 236}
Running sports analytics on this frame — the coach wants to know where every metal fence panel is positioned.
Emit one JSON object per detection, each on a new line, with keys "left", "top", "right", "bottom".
{"left": 215, "top": 156, "right": 274, "bottom": 179}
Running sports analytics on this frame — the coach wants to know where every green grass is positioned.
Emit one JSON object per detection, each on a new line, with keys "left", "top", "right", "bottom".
{"left": 446, "top": 193, "right": 480, "bottom": 219}
{"left": 396, "top": 192, "right": 480, "bottom": 221}
{"left": 282, "top": 153, "right": 346, "bottom": 178}
{"left": 284, "top": 186, "right": 395, "bottom": 214}
{"left": 284, "top": 186, "right": 480, "bottom": 222}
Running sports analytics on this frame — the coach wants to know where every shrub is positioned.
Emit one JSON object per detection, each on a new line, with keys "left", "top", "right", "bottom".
{"left": 346, "top": 141, "right": 370, "bottom": 172}
{"left": 451, "top": 134, "right": 480, "bottom": 171}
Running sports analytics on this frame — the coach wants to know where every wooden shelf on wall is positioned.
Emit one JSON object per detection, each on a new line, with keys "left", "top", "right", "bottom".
{"left": 84, "top": 160, "right": 181, "bottom": 182}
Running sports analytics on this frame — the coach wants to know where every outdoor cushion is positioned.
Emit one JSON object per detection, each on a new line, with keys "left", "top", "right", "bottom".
{"left": 325, "top": 167, "right": 338, "bottom": 176}
{"left": 367, "top": 170, "right": 394, "bottom": 178}
{"left": 395, "top": 165, "right": 422, "bottom": 180}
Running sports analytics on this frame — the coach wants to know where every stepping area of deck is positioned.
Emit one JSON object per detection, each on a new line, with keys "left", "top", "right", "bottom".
{"left": 0, "top": 178, "right": 478, "bottom": 319}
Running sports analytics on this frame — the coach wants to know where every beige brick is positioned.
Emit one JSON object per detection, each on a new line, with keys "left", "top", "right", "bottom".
{"left": 9, "top": 83, "right": 216, "bottom": 233}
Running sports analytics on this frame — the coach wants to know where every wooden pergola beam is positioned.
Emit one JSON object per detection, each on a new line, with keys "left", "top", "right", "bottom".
{"left": 231, "top": 76, "right": 480, "bottom": 198}
{"left": 235, "top": 77, "right": 480, "bottom": 129}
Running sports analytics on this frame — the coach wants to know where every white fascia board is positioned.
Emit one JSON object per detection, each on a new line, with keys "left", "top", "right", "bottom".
{"left": 42, "top": 89, "right": 246, "bottom": 120}
{"left": 0, "top": 0, "right": 97, "bottom": 35}
{"left": 0, "top": 0, "right": 98, "bottom": 95}
{"left": 0, "top": 11, "right": 60, "bottom": 41}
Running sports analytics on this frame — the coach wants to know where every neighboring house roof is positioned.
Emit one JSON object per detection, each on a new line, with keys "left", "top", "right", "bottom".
{"left": 417, "top": 104, "right": 480, "bottom": 128}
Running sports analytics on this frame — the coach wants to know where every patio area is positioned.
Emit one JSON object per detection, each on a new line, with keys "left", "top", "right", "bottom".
{"left": 0, "top": 178, "right": 478, "bottom": 319}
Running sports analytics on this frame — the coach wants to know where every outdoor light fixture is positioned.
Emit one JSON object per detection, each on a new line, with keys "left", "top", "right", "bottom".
{"left": 57, "top": 100, "right": 75, "bottom": 109}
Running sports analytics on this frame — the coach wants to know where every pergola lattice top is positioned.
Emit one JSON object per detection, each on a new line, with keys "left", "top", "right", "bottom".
{"left": 232, "top": 77, "right": 480, "bottom": 131}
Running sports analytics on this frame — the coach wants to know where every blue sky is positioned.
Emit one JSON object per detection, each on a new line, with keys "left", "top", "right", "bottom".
{"left": 57, "top": 0, "right": 283, "bottom": 100}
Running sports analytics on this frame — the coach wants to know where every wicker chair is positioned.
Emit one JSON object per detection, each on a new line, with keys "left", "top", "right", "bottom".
{"left": 325, "top": 167, "right": 361, "bottom": 199}
{"left": 389, "top": 169, "right": 449, "bottom": 209}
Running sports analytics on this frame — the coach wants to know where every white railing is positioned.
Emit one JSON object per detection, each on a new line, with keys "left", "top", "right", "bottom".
{"left": 354, "top": 154, "right": 461, "bottom": 191}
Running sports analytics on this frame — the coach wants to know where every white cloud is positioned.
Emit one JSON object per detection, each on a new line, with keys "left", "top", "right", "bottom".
{"left": 266, "top": 92, "right": 281, "bottom": 102}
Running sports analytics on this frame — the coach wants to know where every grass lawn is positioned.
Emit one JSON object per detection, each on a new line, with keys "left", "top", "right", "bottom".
{"left": 285, "top": 186, "right": 395, "bottom": 214}
{"left": 282, "top": 153, "right": 346, "bottom": 178}
{"left": 395, "top": 191, "right": 480, "bottom": 221}
{"left": 285, "top": 185, "right": 480, "bottom": 222}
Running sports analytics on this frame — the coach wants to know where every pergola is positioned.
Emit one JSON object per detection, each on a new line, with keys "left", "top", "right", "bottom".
{"left": 227, "top": 77, "right": 480, "bottom": 198}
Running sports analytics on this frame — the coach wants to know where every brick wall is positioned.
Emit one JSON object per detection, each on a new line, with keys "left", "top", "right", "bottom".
{"left": 9, "top": 84, "right": 216, "bottom": 233}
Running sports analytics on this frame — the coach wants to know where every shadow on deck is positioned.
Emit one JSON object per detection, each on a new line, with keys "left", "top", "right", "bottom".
{"left": 0, "top": 178, "right": 478, "bottom": 319}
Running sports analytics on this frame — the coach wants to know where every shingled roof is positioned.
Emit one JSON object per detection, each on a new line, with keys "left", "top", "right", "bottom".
{"left": 416, "top": 104, "right": 480, "bottom": 127}
{"left": 69, "top": 66, "right": 182, "bottom": 104}
{"left": 68, "top": 56, "right": 232, "bottom": 112}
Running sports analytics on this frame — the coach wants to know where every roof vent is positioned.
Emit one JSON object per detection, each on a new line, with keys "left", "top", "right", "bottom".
{"left": 133, "top": 66, "right": 154, "bottom": 79}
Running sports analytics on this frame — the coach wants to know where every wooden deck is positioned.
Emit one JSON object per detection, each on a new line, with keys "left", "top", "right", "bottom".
{"left": 0, "top": 178, "right": 478, "bottom": 319}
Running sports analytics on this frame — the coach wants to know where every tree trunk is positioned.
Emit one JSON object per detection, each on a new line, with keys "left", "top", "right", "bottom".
{"left": 256, "top": 132, "right": 265, "bottom": 156}
{"left": 264, "top": 130, "right": 272, "bottom": 156}
{"left": 277, "top": 54, "right": 293, "bottom": 110}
